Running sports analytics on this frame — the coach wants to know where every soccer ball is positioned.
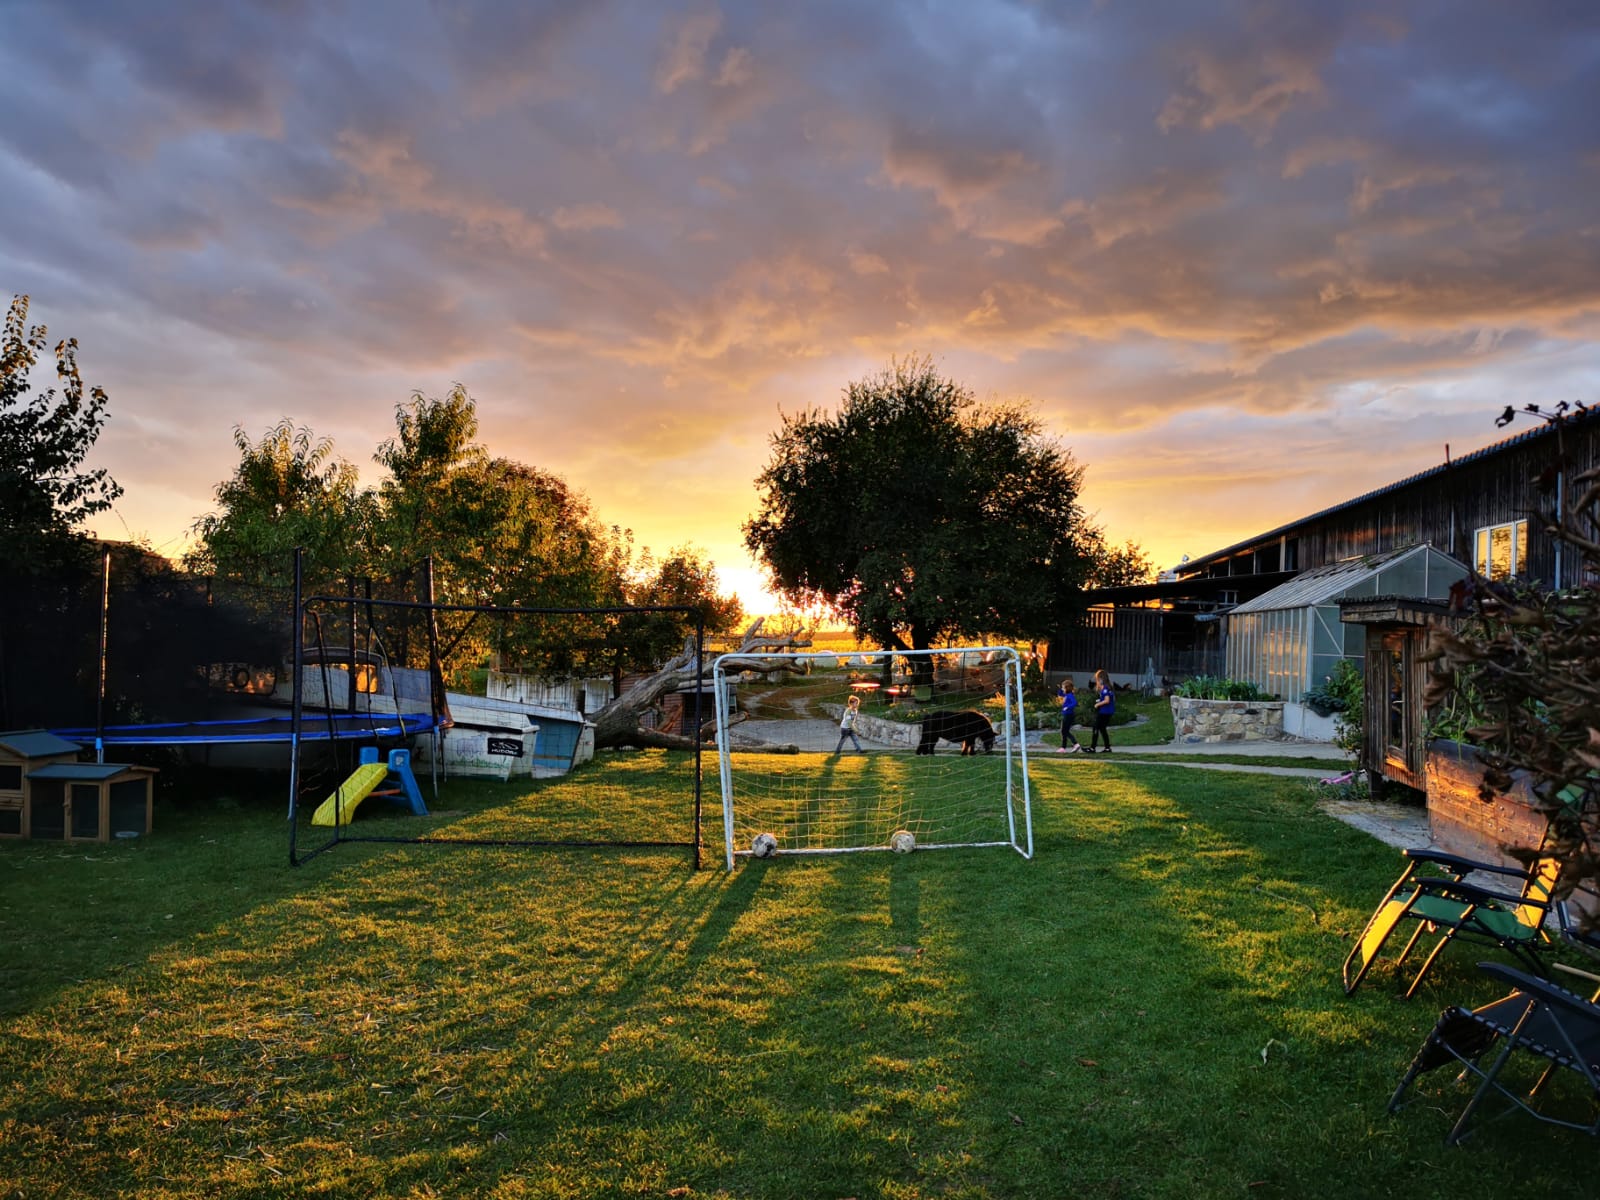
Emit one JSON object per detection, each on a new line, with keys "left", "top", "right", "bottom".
{"left": 751, "top": 832, "right": 779, "bottom": 858}
{"left": 889, "top": 829, "right": 916, "bottom": 854}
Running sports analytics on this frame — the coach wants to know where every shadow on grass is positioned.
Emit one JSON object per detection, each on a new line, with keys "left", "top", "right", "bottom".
{"left": 2, "top": 754, "right": 1595, "bottom": 1198}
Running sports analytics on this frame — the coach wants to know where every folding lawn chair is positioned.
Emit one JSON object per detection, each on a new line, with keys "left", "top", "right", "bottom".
{"left": 1342, "top": 847, "right": 1561, "bottom": 998}
{"left": 1386, "top": 960, "right": 1600, "bottom": 1144}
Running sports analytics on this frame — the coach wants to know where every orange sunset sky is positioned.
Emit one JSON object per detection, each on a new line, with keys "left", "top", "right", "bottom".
{"left": 5, "top": 2, "right": 1597, "bottom": 613}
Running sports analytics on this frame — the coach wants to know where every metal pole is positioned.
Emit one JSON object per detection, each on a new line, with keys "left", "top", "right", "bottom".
{"left": 347, "top": 574, "right": 358, "bottom": 714}
{"left": 95, "top": 545, "right": 110, "bottom": 763}
{"left": 288, "top": 548, "right": 304, "bottom": 862}
{"left": 693, "top": 612, "right": 704, "bottom": 869}
{"left": 713, "top": 653, "right": 737, "bottom": 870}
{"left": 423, "top": 556, "right": 453, "bottom": 731}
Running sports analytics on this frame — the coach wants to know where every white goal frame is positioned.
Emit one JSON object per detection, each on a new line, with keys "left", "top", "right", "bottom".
{"left": 713, "top": 645, "right": 1034, "bottom": 868}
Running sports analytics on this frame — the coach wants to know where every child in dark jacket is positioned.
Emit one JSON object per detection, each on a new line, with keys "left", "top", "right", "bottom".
{"left": 1056, "top": 678, "right": 1083, "bottom": 753}
{"left": 1089, "top": 669, "right": 1115, "bottom": 752}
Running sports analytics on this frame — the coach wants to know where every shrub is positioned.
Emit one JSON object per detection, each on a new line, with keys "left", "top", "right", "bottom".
{"left": 1425, "top": 402, "right": 1599, "bottom": 905}
{"left": 1304, "top": 659, "right": 1363, "bottom": 756}
{"left": 1172, "top": 675, "right": 1272, "bottom": 702}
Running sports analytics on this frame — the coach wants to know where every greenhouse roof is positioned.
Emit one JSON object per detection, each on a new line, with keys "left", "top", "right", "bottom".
{"left": 1228, "top": 544, "right": 1461, "bottom": 615}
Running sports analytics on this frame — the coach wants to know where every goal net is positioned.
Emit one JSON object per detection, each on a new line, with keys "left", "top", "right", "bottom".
{"left": 287, "top": 578, "right": 707, "bottom": 868}
{"left": 713, "top": 646, "right": 1034, "bottom": 867}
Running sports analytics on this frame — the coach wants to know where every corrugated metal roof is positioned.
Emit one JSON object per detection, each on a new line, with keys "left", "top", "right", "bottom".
{"left": 1228, "top": 545, "right": 1431, "bottom": 614}
{"left": 1178, "top": 406, "right": 1598, "bottom": 573}
{"left": 0, "top": 730, "right": 86, "bottom": 759}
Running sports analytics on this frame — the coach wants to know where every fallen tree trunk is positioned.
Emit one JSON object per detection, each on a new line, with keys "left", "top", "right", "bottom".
{"left": 589, "top": 618, "right": 811, "bottom": 751}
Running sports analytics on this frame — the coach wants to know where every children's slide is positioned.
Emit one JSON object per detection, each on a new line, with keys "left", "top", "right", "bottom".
{"left": 311, "top": 761, "right": 391, "bottom": 827}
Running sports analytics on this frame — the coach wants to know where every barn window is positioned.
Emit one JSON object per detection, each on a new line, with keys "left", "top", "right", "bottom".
{"left": 1473, "top": 520, "right": 1527, "bottom": 581}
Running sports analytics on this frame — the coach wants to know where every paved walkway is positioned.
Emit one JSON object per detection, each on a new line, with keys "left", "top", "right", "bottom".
{"left": 1317, "top": 798, "right": 1430, "bottom": 850}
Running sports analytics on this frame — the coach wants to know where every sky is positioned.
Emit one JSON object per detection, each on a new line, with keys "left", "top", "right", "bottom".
{"left": 3, "top": 0, "right": 1598, "bottom": 613}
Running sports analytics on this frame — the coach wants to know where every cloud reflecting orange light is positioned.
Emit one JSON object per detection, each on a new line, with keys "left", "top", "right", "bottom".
{"left": 0, "top": 2, "right": 1585, "bottom": 615}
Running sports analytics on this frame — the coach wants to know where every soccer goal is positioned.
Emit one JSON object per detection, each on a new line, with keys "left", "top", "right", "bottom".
{"left": 285, "top": 554, "right": 708, "bottom": 868}
{"left": 713, "top": 645, "right": 1033, "bottom": 867}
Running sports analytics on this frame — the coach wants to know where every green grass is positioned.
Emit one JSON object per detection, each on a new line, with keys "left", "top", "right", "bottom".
{"left": 1036, "top": 692, "right": 1175, "bottom": 746}
{"left": 2, "top": 754, "right": 1595, "bottom": 1198}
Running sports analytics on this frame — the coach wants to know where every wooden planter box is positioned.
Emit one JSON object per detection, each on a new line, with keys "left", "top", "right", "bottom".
{"left": 1425, "top": 740, "right": 1546, "bottom": 868}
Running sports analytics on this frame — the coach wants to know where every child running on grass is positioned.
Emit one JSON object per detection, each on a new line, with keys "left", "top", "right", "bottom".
{"left": 1056, "top": 677, "right": 1083, "bottom": 753}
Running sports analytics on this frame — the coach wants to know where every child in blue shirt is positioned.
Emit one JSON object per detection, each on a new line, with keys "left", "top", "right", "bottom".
{"left": 1056, "top": 678, "right": 1083, "bottom": 753}
{"left": 1089, "top": 669, "right": 1115, "bottom": 752}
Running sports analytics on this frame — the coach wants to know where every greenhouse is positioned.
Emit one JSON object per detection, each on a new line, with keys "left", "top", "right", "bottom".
{"left": 1222, "top": 544, "right": 1467, "bottom": 702}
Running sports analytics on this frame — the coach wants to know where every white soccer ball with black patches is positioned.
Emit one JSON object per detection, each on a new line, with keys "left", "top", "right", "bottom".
{"left": 889, "top": 829, "right": 917, "bottom": 854}
{"left": 750, "top": 832, "right": 779, "bottom": 858}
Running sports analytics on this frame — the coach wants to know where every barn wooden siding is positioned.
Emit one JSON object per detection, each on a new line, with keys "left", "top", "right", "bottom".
{"left": 1049, "top": 609, "right": 1229, "bottom": 678}
{"left": 1184, "top": 414, "right": 1600, "bottom": 588}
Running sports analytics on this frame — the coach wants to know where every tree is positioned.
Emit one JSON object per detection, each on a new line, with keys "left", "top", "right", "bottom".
{"left": 187, "top": 389, "right": 743, "bottom": 742}
{"left": 744, "top": 356, "right": 1095, "bottom": 657}
{"left": 372, "top": 385, "right": 491, "bottom": 595}
{"left": 1425, "top": 403, "right": 1600, "bottom": 912}
{"left": 1083, "top": 532, "right": 1156, "bottom": 589}
{"left": 609, "top": 545, "right": 745, "bottom": 677}
{"left": 185, "top": 419, "right": 373, "bottom": 591}
{"left": 1, "top": 294, "right": 122, "bottom": 569}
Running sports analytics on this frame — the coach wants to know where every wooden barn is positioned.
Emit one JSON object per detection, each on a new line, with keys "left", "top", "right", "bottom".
{"left": 1053, "top": 406, "right": 1600, "bottom": 688}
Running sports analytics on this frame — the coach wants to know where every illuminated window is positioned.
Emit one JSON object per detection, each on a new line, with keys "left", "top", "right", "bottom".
{"left": 1474, "top": 520, "right": 1527, "bottom": 581}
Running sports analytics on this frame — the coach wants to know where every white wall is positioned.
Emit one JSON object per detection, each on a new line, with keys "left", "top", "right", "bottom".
{"left": 1282, "top": 702, "right": 1338, "bottom": 743}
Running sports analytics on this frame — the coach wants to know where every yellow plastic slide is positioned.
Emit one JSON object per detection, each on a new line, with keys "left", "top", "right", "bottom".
{"left": 311, "top": 761, "right": 391, "bottom": 827}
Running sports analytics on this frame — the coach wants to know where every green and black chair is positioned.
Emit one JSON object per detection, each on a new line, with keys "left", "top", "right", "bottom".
{"left": 1387, "top": 959, "right": 1600, "bottom": 1143}
{"left": 1342, "top": 847, "right": 1561, "bottom": 998}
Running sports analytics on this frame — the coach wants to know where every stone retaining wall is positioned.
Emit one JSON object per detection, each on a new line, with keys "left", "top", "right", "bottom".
{"left": 825, "top": 704, "right": 922, "bottom": 749}
{"left": 825, "top": 705, "right": 1011, "bottom": 750}
{"left": 1169, "top": 697, "right": 1286, "bottom": 743}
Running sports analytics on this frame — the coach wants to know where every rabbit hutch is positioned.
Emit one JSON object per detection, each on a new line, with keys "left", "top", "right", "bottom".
{"left": 0, "top": 730, "right": 156, "bottom": 842}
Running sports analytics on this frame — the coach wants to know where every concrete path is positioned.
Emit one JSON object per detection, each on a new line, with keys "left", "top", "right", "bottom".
{"left": 1317, "top": 799, "right": 1430, "bottom": 850}
{"left": 1027, "top": 735, "right": 1350, "bottom": 778}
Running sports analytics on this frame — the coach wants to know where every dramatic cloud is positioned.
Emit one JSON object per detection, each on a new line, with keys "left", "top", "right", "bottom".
{"left": 2, "top": 0, "right": 1596, "bottom": 605}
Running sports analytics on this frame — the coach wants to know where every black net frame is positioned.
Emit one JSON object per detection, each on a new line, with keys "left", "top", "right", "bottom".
{"left": 286, "top": 556, "right": 706, "bottom": 869}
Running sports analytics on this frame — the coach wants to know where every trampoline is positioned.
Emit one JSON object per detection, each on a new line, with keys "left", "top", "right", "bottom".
{"left": 52, "top": 711, "right": 439, "bottom": 747}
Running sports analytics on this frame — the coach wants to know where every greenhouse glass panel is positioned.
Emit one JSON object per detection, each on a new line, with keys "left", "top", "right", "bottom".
{"left": 1379, "top": 555, "right": 1430, "bottom": 596}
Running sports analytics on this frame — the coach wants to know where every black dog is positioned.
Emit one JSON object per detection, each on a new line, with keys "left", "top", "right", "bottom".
{"left": 916, "top": 709, "right": 997, "bottom": 756}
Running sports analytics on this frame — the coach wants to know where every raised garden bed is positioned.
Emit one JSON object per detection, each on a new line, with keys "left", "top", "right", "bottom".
{"left": 1424, "top": 739, "right": 1545, "bottom": 868}
{"left": 1169, "top": 696, "right": 1286, "bottom": 743}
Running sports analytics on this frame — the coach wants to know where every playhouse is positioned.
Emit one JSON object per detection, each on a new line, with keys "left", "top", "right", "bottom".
{"left": 0, "top": 730, "right": 156, "bottom": 842}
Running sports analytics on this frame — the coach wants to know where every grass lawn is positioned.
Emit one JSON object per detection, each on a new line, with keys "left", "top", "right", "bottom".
{"left": 2, "top": 752, "right": 1594, "bottom": 1198}
{"left": 1095, "top": 753, "right": 1351, "bottom": 771}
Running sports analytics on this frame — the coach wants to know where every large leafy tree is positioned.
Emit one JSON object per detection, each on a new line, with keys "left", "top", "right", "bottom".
{"left": 185, "top": 419, "right": 373, "bottom": 592}
{"left": 370, "top": 392, "right": 633, "bottom": 678}
{"left": 372, "top": 385, "right": 491, "bottom": 596}
{"left": 1, "top": 294, "right": 122, "bottom": 569}
{"left": 1083, "top": 532, "right": 1157, "bottom": 589}
{"left": 744, "top": 356, "right": 1095, "bottom": 653}
{"left": 615, "top": 545, "right": 746, "bottom": 673}
{"left": 190, "top": 388, "right": 743, "bottom": 691}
